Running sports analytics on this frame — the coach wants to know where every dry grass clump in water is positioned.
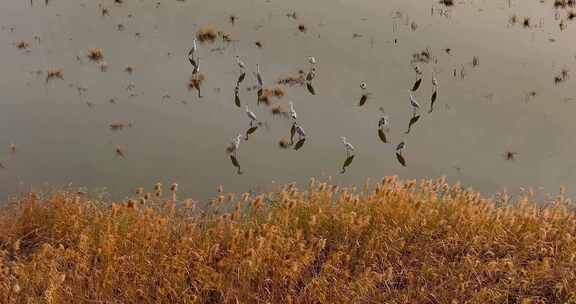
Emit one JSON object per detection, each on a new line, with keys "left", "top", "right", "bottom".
{"left": 555, "top": 0, "right": 576, "bottom": 9}
{"left": 15, "top": 41, "right": 30, "bottom": 50}
{"left": 278, "top": 137, "right": 291, "bottom": 148}
{"left": 258, "top": 86, "right": 284, "bottom": 105}
{"left": 277, "top": 71, "right": 306, "bottom": 87}
{"left": 2, "top": 177, "right": 576, "bottom": 303}
{"left": 218, "top": 31, "right": 232, "bottom": 42}
{"left": 412, "top": 48, "right": 431, "bottom": 64}
{"left": 272, "top": 86, "right": 285, "bottom": 97}
{"left": 197, "top": 25, "right": 217, "bottom": 43}
{"left": 87, "top": 48, "right": 103, "bottom": 61}
{"left": 45, "top": 68, "right": 64, "bottom": 83}
{"left": 258, "top": 88, "right": 273, "bottom": 105}
{"left": 555, "top": 68, "right": 570, "bottom": 84}
{"left": 439, "top": 0, "right": 454, "bottom": 6}
{"left": 523, "top": 17, "right": 531, "bottom": 28}
{"left": 188, "top": 73, "right": 205, "bottom": 90}
{"left": 109, "top": 121, "right": 132, "bottom": 131}
{"left": 271, "top": 104, "right": 289, "bottom": 117}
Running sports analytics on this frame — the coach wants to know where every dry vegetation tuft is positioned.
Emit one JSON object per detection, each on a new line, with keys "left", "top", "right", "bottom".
{"left": 197, "top": 25, "right": 218, "bottom": 43}
{"left": 45, "top": 68, "right": 64, "bottom": 83}
{"left": 1, "top": 177, "right": 576, "bottom": 303}
{"left": 87, "top": 48, "right": 103, "bottom": 61}
{"left": 188, "top": 73, "right": 205, "bottom": 90}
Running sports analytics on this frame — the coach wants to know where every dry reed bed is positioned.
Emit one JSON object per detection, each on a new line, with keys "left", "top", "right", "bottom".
{"left": 1, "top": 177, "right": 576, "bottom": 303}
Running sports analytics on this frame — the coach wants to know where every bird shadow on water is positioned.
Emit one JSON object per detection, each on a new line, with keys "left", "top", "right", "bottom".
{"left": 378, "top": 129, "right": 389, "bottom": 143}
{"left": 395, "top": 152, "right": 406, "bottom": 167}
{"left": 429, "top": 90, "right": 438, "bottom": 113}
{"left": 294, "top": 138, "right": 306, "bottom": 150}
{"left": 340, "top": 154, "right": 355, "bottom": 174}
{"left": 245, "top": 125, "right": 258, "bottom": 140}
{"left": 234, "top": 87, "right": 241, "bottom": 107}
{"left": 359, "top": 93, "right": 371, "bottom": 106}
{"left": 411, "top": 78, "right": 422, "bottom": 92}
{"left": 306, "top": 82, "right": 316, "bottom": 95}
{"left": 236, "top": 72, "right": 246, "bottom": 86}
{"left": 405, "top": 114, "right": 421, "bottom": 134}
{"left": 229, "top": 155, "right": 243, "bottom": 175}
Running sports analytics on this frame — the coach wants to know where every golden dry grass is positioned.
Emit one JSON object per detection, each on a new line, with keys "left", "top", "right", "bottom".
{"left": 45, "top": 68, "right": 64, "bottom": 83}
{"left": 1, "top": 177, "right": 576, "bottom": 303}
{"left": 197, "top": 25, "right": 217, "bottom": 43}
{"left": 188, "top": 73, "right": 205, "bottom": 91}
{"left": 87, "top": 48, "right": 103, "bottom": 61}
{"left": 15, "top": 41, "right": 30, "bottom": 50}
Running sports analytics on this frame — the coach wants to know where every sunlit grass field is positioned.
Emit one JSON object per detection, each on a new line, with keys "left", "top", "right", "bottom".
{"left": 1, "top": 177, "right": 576, "bottom": 303}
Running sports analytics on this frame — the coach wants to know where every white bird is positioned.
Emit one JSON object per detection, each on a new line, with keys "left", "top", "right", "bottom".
{"left": 235, "top": 56, "right": 246, "bottom": 69}
{"left": 360, "top": 82, "right": 367, "bottom": 90}
{"left": 396, "top": 141, "right": 406, "bottom": 152}
{"left": 414, "top": 65, "right": 422, "bottom": 75}
{"left": 432, "top": 73, "right": 438, "bottom": 87}
{"left": 308, "top": 56, "right": 316, "bottom": 65}
{"left": 192, "top": 56, "right": 200, "bottom": 74}
{"left": 341, "top": 137, "right": 355, "bottom": 155}
{"left": 306, "top": 67, "right": 316, "bottom": 82}
{"left": 245, "top": 106, "right": 257, "bottom": 123}
{"left": 378, "top": 107, "right": 390, "bottom": 131}
{"left": 188, "top": 38, "right": 197, "bottom": 57}
{"left": 379, "top": 116, "right": 390, "bottom": 131}
{"left": 289, "top": 101, "right": 297, "bottom": 120}
{"left": 409, "top": 92, "right": 420, "bottom": 112}
{"left": 256, "top": 64, "right": 263, "bottom": 87}
{"left": 230, "top": 134, "right": 242, "bottom": 155}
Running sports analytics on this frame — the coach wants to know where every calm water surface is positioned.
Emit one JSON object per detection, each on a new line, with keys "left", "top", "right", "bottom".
{"left": 1, "top": 0, "right": 575, "bottom": 201}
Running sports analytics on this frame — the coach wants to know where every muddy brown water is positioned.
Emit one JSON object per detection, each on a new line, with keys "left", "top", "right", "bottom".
{"left": 0, "top": 0, "right": 575, "bottom": 201}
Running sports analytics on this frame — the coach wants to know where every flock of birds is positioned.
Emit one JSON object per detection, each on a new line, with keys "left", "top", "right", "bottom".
{"left": 186, "top": 37, "right": 440, "bottom": 175}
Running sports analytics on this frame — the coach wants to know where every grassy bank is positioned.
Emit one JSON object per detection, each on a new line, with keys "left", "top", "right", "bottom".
{"left": 1, "top": 177, "right": 576, "bottom": 303}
